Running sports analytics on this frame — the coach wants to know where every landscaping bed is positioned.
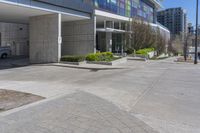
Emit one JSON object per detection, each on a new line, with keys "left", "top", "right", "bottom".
{"left": 135, "top": 48, "right": 155, "bottom": 58}
{"left": 86, "top": 52, "right": 127, "bottom": 65}
{"left": 60, "top": 52, "right": 127, "bottom": 66}
{"left": 127, "top": 48, "right": 155, "bottom": 60}
{"left": 0, "top": 89, "right": 44, "bottom": 112}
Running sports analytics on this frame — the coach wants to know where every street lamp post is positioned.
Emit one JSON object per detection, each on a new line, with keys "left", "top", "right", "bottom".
{"left": 195, "top": 0, "right": 199, "bottom": 64}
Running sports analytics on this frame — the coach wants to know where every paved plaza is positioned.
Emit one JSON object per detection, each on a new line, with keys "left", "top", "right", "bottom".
{"left": 0, "top": 58, "right": 200, "bottom": 133}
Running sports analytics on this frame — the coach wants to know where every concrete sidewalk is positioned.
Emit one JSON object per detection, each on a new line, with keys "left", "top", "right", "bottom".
{"left": 0, "top": 58, "right": 200, "bottom": 133}
{"left": 0, "top": 57, "right": 29, "bottom": 70}
{"left": 0, "top": 92, "right": 157, "bottom": 133}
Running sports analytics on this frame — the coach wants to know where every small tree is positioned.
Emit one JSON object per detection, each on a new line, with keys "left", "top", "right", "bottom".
{"left": 126, "top": 18, "right": 167, "bottom": 56}
{"left": 129, "top": 18, "right": 156, "bottom": 50}
{"left": 170, "top": 35, "right": 184, "bottom": 55}
{"left": 154, "top": 28, "right": 166, "bottom": 55}
{"left": 168, "top": 40, "right": 176, "bottom": 55}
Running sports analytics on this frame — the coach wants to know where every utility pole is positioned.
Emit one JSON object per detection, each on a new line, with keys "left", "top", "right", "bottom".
{"left": 184, "top": 32, "right": 188, "bottom": 61}
{"left": 194, "top": 0, "right": 199, "bottom": 64}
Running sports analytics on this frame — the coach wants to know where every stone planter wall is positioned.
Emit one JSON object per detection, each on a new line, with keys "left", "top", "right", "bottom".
{"left": 87, "top": 57, "right": 127, "bottom": 66}
{"left": 60, "top": 61, "right": 86, "bottom": 65}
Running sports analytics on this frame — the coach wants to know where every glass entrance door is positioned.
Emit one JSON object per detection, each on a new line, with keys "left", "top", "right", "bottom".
{"left": 112, "top": 33, "right": 122, "bottom": 53}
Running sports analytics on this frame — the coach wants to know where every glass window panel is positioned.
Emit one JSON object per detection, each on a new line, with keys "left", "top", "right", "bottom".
{"left": 94, "top": 0, "right": 154, "bottom": 22}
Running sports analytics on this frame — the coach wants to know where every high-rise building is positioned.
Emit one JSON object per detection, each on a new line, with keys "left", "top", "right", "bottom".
{"left": 0, "top": 0, "right": 169, "bottom": 63}
{"left": 188, "top": 23, "right": 194, "bottom": 34}
{"left": 157, "top": 7, "right": 187, "bottom": 36}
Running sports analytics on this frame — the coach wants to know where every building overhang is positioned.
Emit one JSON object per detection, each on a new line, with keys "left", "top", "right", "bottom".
{"left": 33, "top": 0, "right": 93, "bottom": 14}
{"left": 95, "top": 9, "right": 169, "bottom": 33}
{"left": 149, "top": 0, "right": 163, "bottom": 9}
{"left": 0, "top": 0, "right": 90, "bottom": 23}
{"left": 96, "top": 28, "right": 126, "bottom": 33}
{"left": 95, "top": 10, "right": 130, "bottom": 22}
{"left": 150, "top": 23, "right": 170, "bottom": 33}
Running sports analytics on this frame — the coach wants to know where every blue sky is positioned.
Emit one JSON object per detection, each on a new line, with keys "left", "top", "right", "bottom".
{"left": 162, "top": 0, "right": 196, "bottom": 25}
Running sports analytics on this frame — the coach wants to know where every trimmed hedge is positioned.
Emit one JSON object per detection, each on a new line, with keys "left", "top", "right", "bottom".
{"left": 61, "top": 55, "right": 85, "bottom": 62}
{"left": 126, "top": 48, "right": 135, "bottom": 55}
{"left": 136, "top": 48, "right": 155, "bottom": 56}
{"left": 86, "top": 52, "right": 114, "bottom": 62}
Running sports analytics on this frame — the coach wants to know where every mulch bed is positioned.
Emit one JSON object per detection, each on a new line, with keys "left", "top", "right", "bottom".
{"left": 0, "top": 89, "right": 44, "bottom": 112}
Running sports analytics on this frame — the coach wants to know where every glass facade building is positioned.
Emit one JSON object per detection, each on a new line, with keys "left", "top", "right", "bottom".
{"left": 93, "top": 0, "right": 154, "bottom": 22}
{"left": 0, "top": 0, "right": 169, "bottom": 63}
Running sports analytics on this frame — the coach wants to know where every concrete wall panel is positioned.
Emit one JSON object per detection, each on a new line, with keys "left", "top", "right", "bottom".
{"left": 29, "top": 13, "right": 61, "bottom": 63}
{"left": 0, "top": 22, "right": 29, "bottom": 56}
{"left": 62, "top": 17, "right": 96, "bottom": 55}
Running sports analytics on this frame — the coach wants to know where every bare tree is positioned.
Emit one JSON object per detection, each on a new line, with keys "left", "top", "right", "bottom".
{"left": 170, "top": 35, "right": 184, "bottom": 55}
{"left": 126, "top": 18, "right": 166, "bottom": 55}
{"left": 154, "top": 28, "right": 166, "bottom": 55}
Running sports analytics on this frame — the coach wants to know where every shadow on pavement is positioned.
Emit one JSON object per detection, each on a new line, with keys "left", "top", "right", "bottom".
{"left": 38, "top": 63, "right": 125, "bottom": 72}
{"left": 0, "top": 56, "right": 30, "bottom": 70}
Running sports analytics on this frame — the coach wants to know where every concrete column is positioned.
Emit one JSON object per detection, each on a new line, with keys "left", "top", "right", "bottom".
{"left": 29, "top": 13, "right": 61, "bottom": 63}
{"left": 153, "top": 8, "right": 157, "bottom": 23}
{"left": 93, "top": 15, "right": 97, "bottom": 53}
{"left": 119, "top": 22, "right": 122, "bottom": 30}
{"left": 104, "top": 20, "right": 106, "bottom": 29}
{"left": 106, "top": 32, "right": 112, "bottom": 52}
{"left": 121, "top": 34, "right": 125, "bottom": 55}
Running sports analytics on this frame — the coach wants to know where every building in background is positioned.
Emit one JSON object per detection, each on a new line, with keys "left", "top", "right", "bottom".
{"left": 92, "top": 0, "right": 170, "bottom": 53}
{"left": 157, "top": 7, "right": 187, "bottom": 37}
{"left": 188, "top": 23, "right": 194, "bottom": 35}
{"left": 0, "top": 0, "right": 169, "bottom": 63}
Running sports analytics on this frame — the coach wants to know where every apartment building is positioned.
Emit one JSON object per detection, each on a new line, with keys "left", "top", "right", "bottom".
{"left": 187, "top": 23, "right": 194, "bottom": 35}
{"left": 0, "top": 0, "right": 169, "bottom": 63}
{"left": 157, "top": 7, "right": 187, "bottom": 36}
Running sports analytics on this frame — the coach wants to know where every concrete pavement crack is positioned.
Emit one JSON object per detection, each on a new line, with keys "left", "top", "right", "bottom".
{"left": 131, "top": 67, "right": 170, "bottom": 108}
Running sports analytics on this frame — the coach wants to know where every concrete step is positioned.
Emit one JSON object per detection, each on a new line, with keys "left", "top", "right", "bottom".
{"left": 127, "top": 56, "right": 147, "bottom": 61}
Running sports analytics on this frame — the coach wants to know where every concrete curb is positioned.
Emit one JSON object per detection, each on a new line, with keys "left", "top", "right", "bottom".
{"left": 59, "top": 61, "right": 86, "bottom": 65}
{"left": 38, "top": 63, "right": 126, "bottom": 71}
{"left": 86, "top": 57, "right": 127, "bottom": 66}
{"left": 127, "top": 57, "right": 147, "bottom": 61}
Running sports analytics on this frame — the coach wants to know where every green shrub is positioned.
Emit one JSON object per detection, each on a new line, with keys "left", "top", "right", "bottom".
{"left": 86, "top": 52, "right": 114, "bottom": 62}
{"left": 61, "top": 55, "right": 85, "bottom": 62}
{"left": 126, "top": 48, "right": 135, "bottom": 55}
{"left": 100, "top": 52, "right": 114, "bottom": 61}
{"left": 86, "top": 53, "right": 98, "bottom": 61}
{"left": 136, "top": 48, "right": 155, "bottom": 56}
